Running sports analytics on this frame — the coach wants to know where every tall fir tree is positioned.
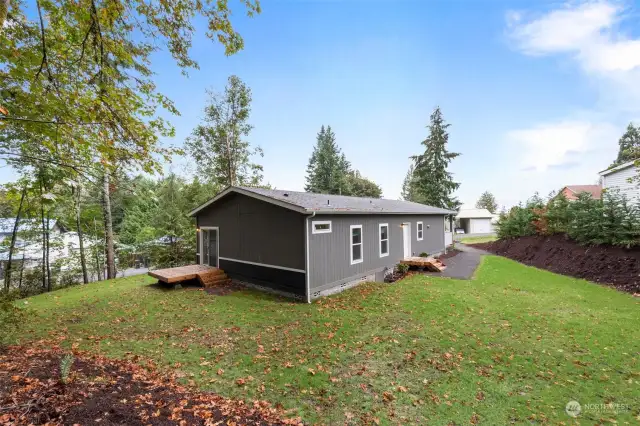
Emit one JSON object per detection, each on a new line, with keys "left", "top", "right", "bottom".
{"left": 613, "top": 123, "right": 640, "bottom": 166}
{"left": 475, "top": 191, "right": 498, "bottom": 213}
{"left": 410, "top": 107, "right": 461, "bottom": 209}
{"left": 305, "top": 126, "right": 351, "bottom": 194}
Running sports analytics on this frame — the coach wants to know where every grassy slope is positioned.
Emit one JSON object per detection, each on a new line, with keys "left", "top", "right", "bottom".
{"left": 7, "top": 256, "right": 640, "bottom": 424}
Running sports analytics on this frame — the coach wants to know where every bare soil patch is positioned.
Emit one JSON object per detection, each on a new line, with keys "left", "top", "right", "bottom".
{"left": 0, "top": 343, "right": 300, "bottom": 425}
{"left": 475, "top": 234, "right": 640, "bottom": 294}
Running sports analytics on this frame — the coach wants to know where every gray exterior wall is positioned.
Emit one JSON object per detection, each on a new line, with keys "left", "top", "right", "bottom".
{"left": 307, "top": 214, "right": 445, "bottom": 297}
{"left": 197, "top": 192, "right": 305, "bottom": 270}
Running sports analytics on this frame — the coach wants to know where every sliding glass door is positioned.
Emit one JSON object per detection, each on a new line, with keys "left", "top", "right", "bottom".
{"left": 201, "top": 228, "right": 219, "bottom": 267}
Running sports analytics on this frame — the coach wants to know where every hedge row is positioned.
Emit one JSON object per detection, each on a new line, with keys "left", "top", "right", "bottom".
{"left": 496, "top": 190, "right": 640, "bottom": 248}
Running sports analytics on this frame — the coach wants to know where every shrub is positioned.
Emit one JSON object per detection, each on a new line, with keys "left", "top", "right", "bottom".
{"left": 499, "top": 189, "right": 640, "bottom": 247}
{"left": 396, "top": 263, "right": 409, "bottom": 275}
{"left": 419, "top": 252, "right": 428, "bottom": 257}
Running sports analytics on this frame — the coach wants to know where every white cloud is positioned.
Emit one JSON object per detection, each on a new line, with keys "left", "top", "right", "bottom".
{"left": 507, "top": 121, "right": 618, "bottom": 171}
{"left": 502, "top": 1, "right": 640, "bottom": 188}
{"left": 507, "top": 1, "right": 640, "bottom": 76}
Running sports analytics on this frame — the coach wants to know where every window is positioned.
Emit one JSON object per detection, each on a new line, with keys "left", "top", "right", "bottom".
{"left": 312, "top": 220, "right": 332, "bottom": 234}
{"left": 417, "top": 221, "right": 424, "bottom": 241}
{"left": 379, "top": 223, "right": 389, "bottom": 257}
{"left": 350, "top": 225, "right": 363, "bottom": 265}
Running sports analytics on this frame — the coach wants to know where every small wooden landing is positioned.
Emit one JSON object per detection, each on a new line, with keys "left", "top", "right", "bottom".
{"left": 401, "top": 256, "right": 447, "bottom": 272}
{"left": 149, "top": 264, "right": 219, "bottom": 284}
{"left": 197, "top": 269, "right": 230, "bottom": 288}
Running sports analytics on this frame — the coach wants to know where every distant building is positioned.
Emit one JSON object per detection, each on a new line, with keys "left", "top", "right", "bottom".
{"left": 557, "top": 185, "right": 602, "bottom": 201}
{"left": 455, "top": 209, "right": 495, "bottom": 234}
{"left": 0, "top": 219, "right": 94, "bottom": 277}
{"left": 599, "top": 160, "right": 639, "bottom": 202}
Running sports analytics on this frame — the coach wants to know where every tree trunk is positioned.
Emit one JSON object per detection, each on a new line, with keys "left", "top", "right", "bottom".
{"left": 45, "top": 213, "right": 51, "bottom": 292}
{"left": 225, "top": 133, "right": 234, "bottom": 186}
{"left": 102, "top": 170, "right": 116, "bottom": 279}
{"left": 39, "top": 178, "right": 46, "bottom": 290}
{"left": 18, "top": 250, "right": 25, "bottom": 290}
{"left": 4, "top": 186, "right": 26, "bottom": 292}
{"left": 75, "top": 185, "right": 89, "bottom": 284}
{"left": 93, "top": 218, "right": 103, "bottom": 281}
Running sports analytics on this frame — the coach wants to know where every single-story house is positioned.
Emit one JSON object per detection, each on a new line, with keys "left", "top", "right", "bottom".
{"left": 557, "top": 185, "right": 602, "bottom": 201}
{"left": 188, "top": 186, "right": 454, "bottom": 302}
{"left": 599, "top": 160, "right": 639, "bottom": 202}
{"left": 455, "top": 209, "right": 494, "bottom": 234}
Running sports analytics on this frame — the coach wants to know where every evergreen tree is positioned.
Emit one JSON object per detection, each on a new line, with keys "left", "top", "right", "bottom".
{"left": 411, "top": 107, "right": 461, "bottom": 209}
{"left": 400, "top": 163, "right": 418, "bottom": 201}
{"left": 304, "top": 126, "right": 351, "bottom": 194}
{"left": 475, "top": 191, "right": 498, "bottom": 213}
{"left": 186, "top": 76, "right": 264, "bottom": 188}
{"left": 613, "top": 123, "right": 640, "bottom": 166}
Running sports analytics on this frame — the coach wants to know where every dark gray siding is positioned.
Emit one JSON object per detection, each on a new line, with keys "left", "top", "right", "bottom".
{"left": 308, "top": 214, "right": 445, "bottom": 294}
{"left": 196, "top": 193, "right": 305, "bottom": 295}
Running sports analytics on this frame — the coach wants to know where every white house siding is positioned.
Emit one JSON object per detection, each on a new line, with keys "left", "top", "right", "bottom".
{"left": 602, "top": 164, "right": 640, "bottom": 202}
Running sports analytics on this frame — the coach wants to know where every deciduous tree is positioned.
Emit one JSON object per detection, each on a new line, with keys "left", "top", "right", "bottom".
{"left": 186, "top": 76, "right": 264, "bottom": 188}
{"left": 475, "top": 191, "right": 497, "bottom": 213}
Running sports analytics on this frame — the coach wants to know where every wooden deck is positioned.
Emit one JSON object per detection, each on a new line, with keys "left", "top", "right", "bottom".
{"left": 401, "top": 256, "right": 447, "bottom": 272}
{"left": 148, "top": 264, "right": 220, "bottom": 284}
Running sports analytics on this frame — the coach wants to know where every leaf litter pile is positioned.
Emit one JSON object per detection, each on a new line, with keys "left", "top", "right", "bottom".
{"left": 0, "top": 342, "right": 301, "bottom": 425}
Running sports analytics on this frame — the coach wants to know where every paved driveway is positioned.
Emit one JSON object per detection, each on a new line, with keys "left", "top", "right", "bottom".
{"left": 425, "top": 243, "right": 489, "bottom": 279}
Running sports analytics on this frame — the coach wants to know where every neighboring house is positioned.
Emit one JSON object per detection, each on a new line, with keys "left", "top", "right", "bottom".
{"left": 455, "top": 209, "right": 494, "bottom": 234}
{"left": 0, "top": 218, "right": 64, "bottom": 244}
{"left": 557, "top": 185, "right": 602, "bottom": 201}
{"left": 599, "top": 160, "right": 640, "bottom": 202}
{"left": 0, "top": 219, "right": 94, "bottom": 277}
{"left": 189, "top": 186, "right": 453, "bottom": 301}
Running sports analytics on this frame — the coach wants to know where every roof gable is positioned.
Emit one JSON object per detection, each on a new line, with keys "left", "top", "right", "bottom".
{"left": 563, "top": 185, "right": 602, "bottom": 200}
{"left": 189, "top": 186, "right": 455, "bottom": 217}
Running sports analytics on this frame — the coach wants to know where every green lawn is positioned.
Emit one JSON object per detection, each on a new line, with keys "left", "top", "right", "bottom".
{"left": 6, "top": 256, "right": 640, "bottom": 424}
{"left": 458, "top": 235, "right": 498, "bottom": 244}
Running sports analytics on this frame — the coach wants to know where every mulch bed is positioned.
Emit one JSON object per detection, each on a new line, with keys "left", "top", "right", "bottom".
{"left": 475, "top": 234, "right": 640, "bottom": 294}
{"left": 0, "top": 343, "right": 301, "bottom": 425}
{"left": 437, "top": 249, "right": 460, "bottom": 261}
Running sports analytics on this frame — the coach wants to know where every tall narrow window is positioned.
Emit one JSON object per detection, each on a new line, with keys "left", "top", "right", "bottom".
{"left": 417, "top": 221, "right": 424, "bottom": 241}
{"left": 350, "top": 225, "right": 363, "bottom": 265}
{"left": 379, "top": 223, "right": 389, "bottom": 257}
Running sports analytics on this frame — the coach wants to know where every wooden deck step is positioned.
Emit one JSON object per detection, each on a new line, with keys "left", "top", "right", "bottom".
{"left": 197, "top": 269, "right": 229, "bottom": 287}
{"left": 401, "top": 256, "right": 447, "bottom": 272}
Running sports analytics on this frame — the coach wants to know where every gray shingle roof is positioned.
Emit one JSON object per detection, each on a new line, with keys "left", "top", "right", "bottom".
{"left": 189, "top": 186, "right": 454, "bottom": 216}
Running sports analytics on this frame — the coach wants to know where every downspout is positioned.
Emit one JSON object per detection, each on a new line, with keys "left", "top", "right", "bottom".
{"left": 305, "top": 211, "right": 316, "bottom": 304}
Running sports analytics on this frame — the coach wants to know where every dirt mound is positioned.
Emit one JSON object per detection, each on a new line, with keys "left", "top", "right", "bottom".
{"left": 475, "top": 235, "right": 640, "bottom": 294}
{"left": 0, "top": 343, "right": 300, "bottom": 425}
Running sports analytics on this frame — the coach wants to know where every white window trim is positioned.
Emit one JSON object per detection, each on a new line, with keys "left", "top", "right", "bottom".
{"left": 350, "top": 224, "right": 363, "bottom": 265}
{"left": 379, "top": 223, "right": 389, "bottom": 257}
{"left": 312, "top": 220, "right": 332, "bottom": 234}
{"left": 417, "top": 221, "right": 424, "bottom": 241}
